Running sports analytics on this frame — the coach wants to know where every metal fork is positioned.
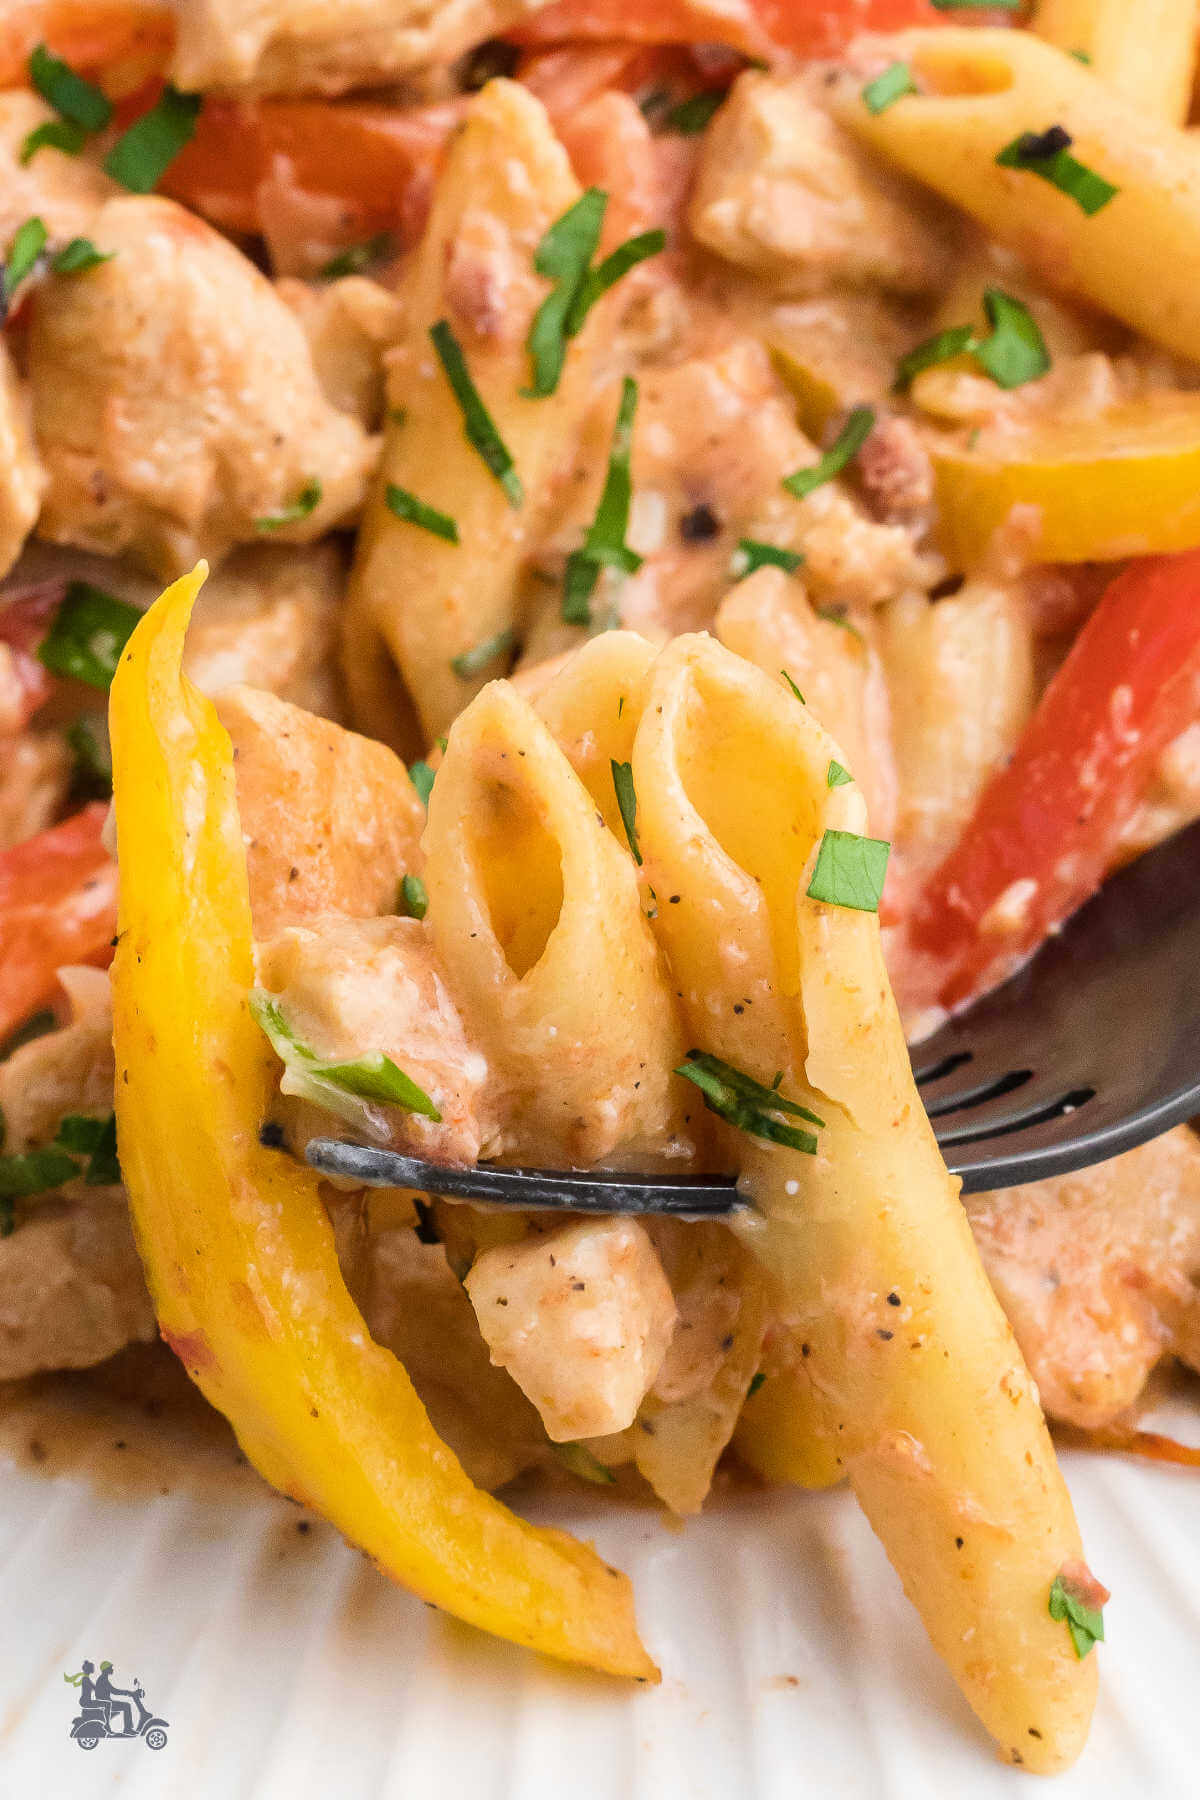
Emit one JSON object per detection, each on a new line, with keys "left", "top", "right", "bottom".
{"left": 306, "top": 819, "right": 1200, "bottom": 1212}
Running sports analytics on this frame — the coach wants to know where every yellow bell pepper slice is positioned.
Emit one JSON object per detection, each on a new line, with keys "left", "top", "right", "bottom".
{"left": 932, "top": 399, "right": 1200, "bottom": 568}
{"left": 108, "top": 566, "right": 657, "bottom": 1681}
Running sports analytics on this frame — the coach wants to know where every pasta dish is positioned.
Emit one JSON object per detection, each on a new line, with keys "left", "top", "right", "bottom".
{"left": 4, "top": 0, "right": 1200, "bottom": 1774}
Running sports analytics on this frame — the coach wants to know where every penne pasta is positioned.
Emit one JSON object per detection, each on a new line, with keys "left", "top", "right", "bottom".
{"left": 630, "top": 634, "right": 1096, "bottom": 1771}
{"left": 833, "top": 28, "right": 1200, "bottom": 362}
{"left": 1034, "top": 0, "right": 1198, "bottom": 125}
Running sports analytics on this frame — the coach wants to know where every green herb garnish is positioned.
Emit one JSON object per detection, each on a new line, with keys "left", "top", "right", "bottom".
{"left": 104, "top": 86, "right": 202, "bottom": 193}
{"left": 895, "top": 288, "right": 1049, "bottom": 392}
{"left": 20, "top": 118, "right": 89, "bottom": 163}
{"left": 567, "top": 228, "right": 665, "bottom": 335}
{"left": 65, "top": 718, "right": 112, "bottom": 798}
{"left": 675, "top": 1051, "right": 823, "bottom": 1154}
{"left": 732, "top": 539, "right": 803, "bottom": 580}
{"left": 806, "top": 829, "right": 890, "bottom": 913}
{"left": 2, "top": 217, "right": 48, "bottom": 309}
{"left": 863, "top": 62, "right": 917, "bottom": 115}
{"left": 51, "top": 237, "right": 113, "bottom": 275}
{"left": 783, "top": 405, "right": 875, "bottom": 499}
{"left": 525, "top": 190, "right": 664, "bottom": 397}
{"left": 37, "top": 582, "right": 140, "bottom": 690}
{"left": 30, "top": 43, "right": 112, "bottom": 131}
{"left": 451, "top": 628, "right": 515, "bottom": 680}
{"left": 430, "top": 318, "right": 522, "bottom": 506}
{"left": 664, "top": 90, "right": 726, "bottom": 135}
{"left": 250, "top": 991, "right": 441, "bottom": 1119}
{"left": 827, "top": 760, "right": 853, "bottom": 788}
{"left": 748, "top": 1371, "right": 767, "bottom": 1397}
{"left": 996, "top": 125, "right": 1118, "bottom": 215}
{"left": 0, "top": 1147, "right": 80, "bottom": 1230}
{"left": 319, "top": 233, "right": 393, "bottom": 280}
{"left": 385, "top": 484, "right": 459, "bottom": 543}
{"left": 54, "top": 1112, "right": 120, "bottom": 1185}
{"left": 1048, "top": 1571, "right": 1106, "bottom": 1659}
{"left": 611, "top": 758, "right": 642, "bottom": 865}
{"left": 398, "top": 874, "right": 428, "bottom": 920}
{"left": 254, "top": 480, "right": 322, "bottom": 533}
{"left": 409, "top": 760, "right": 436, "bottom": 806}
{"left": 781, "top": 670, "right": 805, "bottom": 703}
{"left": 562, "top": 376, "right": 641, "bottom": 625}
{"left": 553, "top": 1442, "right": 617, "bottom": 1484}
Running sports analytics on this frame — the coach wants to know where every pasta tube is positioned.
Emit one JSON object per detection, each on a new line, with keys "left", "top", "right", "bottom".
{"left": 631, "top": 635, "right": 1098, "bottom": 1770}
{"left": 108, "top": 567, "right": 657, "bottom": 1681}
{"left": 1034, "top": 0, "right": 1197, "bottom": 125}
{"left": 833, "top": 28, "right": 1200, "bottom": 362}
{"left": 346, "top": 79, "right": 587, "bottom": 746}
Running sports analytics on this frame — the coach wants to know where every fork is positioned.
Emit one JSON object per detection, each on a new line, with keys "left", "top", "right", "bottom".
{"left": 306, "top": 818, "right": 1200, "bottom": 1213}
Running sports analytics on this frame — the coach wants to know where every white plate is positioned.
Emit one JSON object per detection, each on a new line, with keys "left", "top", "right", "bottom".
{"left": 0, "top": 1359, "right": 1195, "bottom": 1798}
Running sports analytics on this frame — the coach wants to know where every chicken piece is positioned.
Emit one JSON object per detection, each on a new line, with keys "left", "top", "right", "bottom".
{"left": 363, "top": 1227, "right": 548, "bottom": 1491}
{"left": 0, "top": 967, "right": 155, "bottom": 1380}
{"left": 0, "top": 92, "right": 117, "bottom": 250}
{"left": 716, "top": 566, "right": 897, "bottom": 842}
{"left": 277, "top": 276, "right": 405, "bottom": 431}
{"left": 0, "top": 731, "right": 71, "bottom": 852}
{"left": 966, "top": 1128, "right": 1200, "bottom": 1430}
{"left": 465, "top": 1217, "right": 678, "bottom": 1441}
{"left": 185, "top": 544, "right": 347, "bottom": 720}
{"left": 215, "top": 685, "right": 424, "bottom": 936}
{"left": 172, "top": 0, "right": 552, "bottom": 95}
{"left": 257, "top": 914, "right": 497, "bottom": 1162}
{"left": 29, "top": 197, "right": 378, "bottom": 577}
{"left": 0, "top": 342, "right": 45, "bottom": 582}
{"left": 689, "top": 71, "right": 957, "bottom": 298}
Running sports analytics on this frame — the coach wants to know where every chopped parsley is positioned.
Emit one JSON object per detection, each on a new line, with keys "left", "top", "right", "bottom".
{"left": 20, "top": 119, "right": 89, "bottom": 163}
{"left": 664, "top": 90, "right": 726, "bottom": 135}
{"left": 781, "top": 670, "right": 805, "bottom": 703}
{"left": 51, "top": 237, "right": 112, "bottom": 275}
{"left": 398, "top": 873, "right": 428, "bottom": 920}
{"left": 385, "top": 484, "right": 459, "bottom": 543}
{"left": 0, "top": 1108, "right": 120, "bottom": 1231}
{"left": 996, "top": 126, "right": 1118, "bottom": 215}
{"left": 409, "top": 760, "right": 436, "bottom": 806}
{"left": 431, "top": 318, "right": 522, "bottom": 506}
{"left": 104, "top": 86, "right": 203, "bottom": 193}
{"left": 525, "top": 190, "right": 665, "bottom": 397}
{"left": 816, "top": 604, "right": 865, "bottom": 644}
{"left": 554, "top": 1442, "right": 616, "bottom": 1484}
{"left": 250, "top": 991, "right": 441, "bottom": 1119}
{"left": 65, "top": 717, "right": 112, "bottom": 799}
{"left": 54, "top": 1112, "right": 120, "bottom": 1185}
{"left": 562, "top": 376, "right": 641, "bottom": 625}
{"left": 675, "top": 1052, "right": 823, "bottom": 1155}
{"left": 0, "top": 1147, "right": 80, "bottom": 1231}
{"left": 37, "top": 582, "right": 140, "bottom": 690}
{"left": 827, "top": 760, "right": 853, "bottom": 788}
{"left": 1070, "top": 47, "right": 1092, "bottom": 63}
{"left": 806, "top": 829, "right": 890, "bottom": 913}
{"left": 783, "top": 405, "right": 875, "bottom": 499}
{"left": 748, "top": 1371, "right": 767, "bottom": 1397}
{"left": 30, "top": 43, "right": 112, "bottom": 132}
{"left": 863, "top": 62, "right": 917, "bottom": 115}
{"left": 319, "top": 233, "right": 393, "bottom": 280}
{"left": 895, "top": 288, "right": 1049, "bottom": 392}
{"left": 1, "top": 217, "right": 48, "bottom": 313}
{"left": 1049, "top": 1571, "right": 1106, "bottom": 1659}
{"left": 732, "top": 539, "right": 803, "bottom": 580}
{"left": 611, "top": 758, "right": 642, "bottom": 865}
{"left": 450, "top": 627, "right": 515, "bottom": 679}
{"left": 254, "top": 480, "right": 322, "bottom": 533}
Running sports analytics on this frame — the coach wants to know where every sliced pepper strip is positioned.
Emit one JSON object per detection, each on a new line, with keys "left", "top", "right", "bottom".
{"left": 108, "top": 566, "right": 656, "bottom": 1680}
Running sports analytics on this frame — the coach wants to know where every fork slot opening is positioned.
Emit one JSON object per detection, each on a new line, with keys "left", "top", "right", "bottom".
{"left": 913, "top": 1049, "right": 973, "bottom": 1087}
{"left": 937, "top": 1087, "right": 1098, "bottom": 1148}
{"left": 923, "top": 1068, "right": 1032, "bottom": 1119}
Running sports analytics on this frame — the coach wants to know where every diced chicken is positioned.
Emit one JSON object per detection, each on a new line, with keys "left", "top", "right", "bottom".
{"left": 965, "top": 1128, "right": 1200, "bottom": 1430}
{"left": 185, "top": 544, "right": 348, "bottom": 720}
{"left": 0, "top": 967, "right": 155, "bottom": 1379}
{"left": 689, "top": 71, "right": 958, "bottom": 297}
{"left": 0, "top": 92, "right": 117, "bottom": 251}
{"left": 0, "top": 731, "right": 71, "bottom": 852}
{"left": 256, "top": 914, "right": 497, "bottom": 1162}
{"left": 855, "top": 412, "right": 934, "bottom": 519}
{"left": 215, "top": 685, "right": 424, "bottom": 936}
{"left": 28, "top": 197, "right": 378, "bottom": 576}
{"left": 717, "top": 566, "right": 898, "bottom": 843}
{"left": 277, "top": 276, "right": 405, "bottom": 431}
{"left": 0, "top": 342, "right": 45, "bottom": 581}
{"left": 363, "top": 1227, "right": 548, "bottom": 1491}
{"left": 172, "top": 0, "right": 552, "bottom": 95}
{"left": 465, "top": 1217, "right": 678, "bottom": 1441}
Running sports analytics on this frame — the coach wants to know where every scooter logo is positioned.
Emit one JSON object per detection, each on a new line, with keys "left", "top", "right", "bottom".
{"left": 63, "top": 1659, "right": 169, "bottom": 1751}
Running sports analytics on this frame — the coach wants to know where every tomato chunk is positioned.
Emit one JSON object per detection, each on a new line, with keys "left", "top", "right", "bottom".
{"left": 0, "top": 802, "right": 118, "bottom": 1041}
{"left": 909, "top": 550, "right": 1200, "bottom": 1009}
{"left": 512, "top": 0, "right": 949, "bottom": 58}
{"left": 0, "top": 1, "right": 172, "bottom": 93}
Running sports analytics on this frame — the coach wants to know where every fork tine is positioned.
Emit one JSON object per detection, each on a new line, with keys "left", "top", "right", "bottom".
{"left": 304, "top": 1139, "right": 744, "bottom": 1218}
